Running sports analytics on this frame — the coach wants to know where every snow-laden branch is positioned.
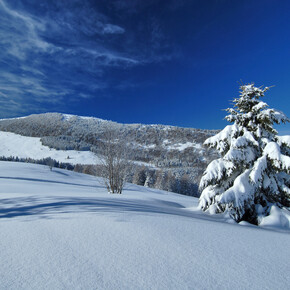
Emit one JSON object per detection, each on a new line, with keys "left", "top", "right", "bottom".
{"left": 199, "top": 84, "right": 290, "bottom": 224}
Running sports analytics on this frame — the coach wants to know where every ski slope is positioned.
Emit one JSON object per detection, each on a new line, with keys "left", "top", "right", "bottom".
{"left": 0, "top": 161, "right": 289, "bottom": 289}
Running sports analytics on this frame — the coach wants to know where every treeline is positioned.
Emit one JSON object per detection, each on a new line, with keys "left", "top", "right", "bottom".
{"left": 73, "top": 164, "right": 199, "bottom": 197}
{"left": 0, "top": 156, "right": 199, "bottom": 196}
{"left": 132, "top": 166, "right": 199, "bottom": 196}
{"left": 0, "top": 156, "right": 74, "bottom": 171}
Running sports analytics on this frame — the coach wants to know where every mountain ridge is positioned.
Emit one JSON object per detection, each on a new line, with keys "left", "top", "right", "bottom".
{"left": 0, "top": 112, "right": 219, "bottom": 196}
{"left": 0, "top": 112, "right": 219, "bottom": 131}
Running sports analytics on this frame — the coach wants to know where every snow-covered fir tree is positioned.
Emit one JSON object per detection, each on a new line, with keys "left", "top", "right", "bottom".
{"left": 199, "top": 84, "right": 290, "bottom": 224}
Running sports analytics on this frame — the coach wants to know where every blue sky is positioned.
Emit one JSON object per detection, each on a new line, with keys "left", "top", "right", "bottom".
{"left": 0, "top": 0, "right": 289, "bottom": 133}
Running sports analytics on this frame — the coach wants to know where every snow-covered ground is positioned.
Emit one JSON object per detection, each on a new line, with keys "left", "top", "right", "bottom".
{"left": 0, "top": 131, "right": 154, "bottom": 168}
{"left": 0, "top": 131, "right": 97, "bottom": 165}
{"left": 0, "top": 161, "right": 289, "bottom": 289}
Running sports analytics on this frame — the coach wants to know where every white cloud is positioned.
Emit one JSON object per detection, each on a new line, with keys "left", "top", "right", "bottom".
{"left": 0, "top": 0, "right": 55, "bottom": 60}
{"left": 102, "top": 24, "right": 125, "bottom": 34}
{"left": 0, "top": 0, "right": 175, "bottom": 117}
{"left": 0, "top": 0, "right": 132, "bottom": 64}
{"left": 0, "top": 0, "right": 136, "bottom": 116}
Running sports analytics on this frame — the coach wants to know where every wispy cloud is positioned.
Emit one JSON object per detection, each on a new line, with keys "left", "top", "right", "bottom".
{"left": 0, "top": 0, "right": 54, "bottom": 59}
{"left": 102, "top": 24, "right": 125, "bottom": 35}
{"left": 0, "top": 0, "right": 176, "bottom": 117}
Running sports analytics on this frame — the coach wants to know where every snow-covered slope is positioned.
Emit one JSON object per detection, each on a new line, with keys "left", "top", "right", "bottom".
{"left": 0, "top": 161, "right": 289, "bottom": 289}
{"left": 0, "top": 112, "right": 219, "bottom": 196}
{"left": 0, "top": 131, "right": 96, "bottom": 164}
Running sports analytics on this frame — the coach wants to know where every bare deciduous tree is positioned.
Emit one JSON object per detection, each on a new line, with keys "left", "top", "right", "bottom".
{"left": 98, "top": 129, "right": 131, "bottom": 194}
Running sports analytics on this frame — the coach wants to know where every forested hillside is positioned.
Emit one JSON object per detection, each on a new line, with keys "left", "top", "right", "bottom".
{"left": 0, "top": 113, "right": 218, "bottom": 196}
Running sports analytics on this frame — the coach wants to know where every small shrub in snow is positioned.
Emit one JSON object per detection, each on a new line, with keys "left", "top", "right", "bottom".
{"left": 199, "top": 84, "right": 290, "bottom": 224}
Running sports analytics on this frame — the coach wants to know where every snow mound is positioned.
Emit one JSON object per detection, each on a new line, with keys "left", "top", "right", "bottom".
{"left": 259, "top": 206, "right": 290, "bottom": 229}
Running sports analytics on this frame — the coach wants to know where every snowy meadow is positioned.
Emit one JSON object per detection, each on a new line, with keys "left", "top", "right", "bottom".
{"left": 0, "top": 161, "right": 289, "bottom": 289}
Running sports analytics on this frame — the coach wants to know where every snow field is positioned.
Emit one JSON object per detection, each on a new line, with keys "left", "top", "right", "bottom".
{"left": 0, "top": 161, "right": 289, "bottom": 289}
{"left": 0, "top": 131, "right": 97, "bottom": 165}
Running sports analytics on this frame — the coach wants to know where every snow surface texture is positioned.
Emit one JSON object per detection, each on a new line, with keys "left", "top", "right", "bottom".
{"left": 0, "top": 131, "right": 97, "bottom": 165}
{"left": 0, "top": 161, "right": 289, "bottom": 289}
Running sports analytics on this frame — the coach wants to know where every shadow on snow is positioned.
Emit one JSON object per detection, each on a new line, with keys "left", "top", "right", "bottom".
{"left": 0, "top": 195, "right": 221, "bottom": 226}
{"left": 0, "top": 176, "right": 100, "bottom": 188}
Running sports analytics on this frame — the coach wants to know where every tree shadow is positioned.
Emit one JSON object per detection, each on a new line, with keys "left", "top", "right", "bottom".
{"left": 0, "top": 195, "right": 199, "bottom": 221}
{"left": 1, "top": 196, "right": 288, "bottom": 233}
{"left": 0, "top": 176, "right": 100, "bottom": 189}
{"left": 0, "top": 196, "right": 237, "bottom": 232}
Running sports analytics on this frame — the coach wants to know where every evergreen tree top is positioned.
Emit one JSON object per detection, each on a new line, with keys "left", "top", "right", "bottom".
{"left": 222, "top": 84, "right": 288, "bottom": 142}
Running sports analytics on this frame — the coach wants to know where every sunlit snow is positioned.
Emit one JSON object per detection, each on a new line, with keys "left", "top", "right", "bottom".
{"left": 0, "top": 161, "right": 289, "bottom": 289}
{"left": 0, "top": 131, "right": 97, "bottom": 165}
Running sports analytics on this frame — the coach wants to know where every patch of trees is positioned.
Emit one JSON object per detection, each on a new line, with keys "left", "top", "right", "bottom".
{"left": 0, "top": 154, "right": 199, "bottom": 196}
{"left": 0, "top": 156, "right": 74, "bottom": 170}
{"left": 73, "top": 164, "right": 199, "bottom": 196}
